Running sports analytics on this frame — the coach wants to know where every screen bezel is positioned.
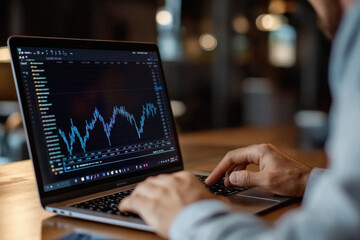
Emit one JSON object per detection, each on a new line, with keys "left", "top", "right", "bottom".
{"left": 8, "top": 36, "right": 184, "bottom": 206}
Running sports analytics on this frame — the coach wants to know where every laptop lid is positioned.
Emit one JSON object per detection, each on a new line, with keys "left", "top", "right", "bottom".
{"left": 8, "top": 36, "right": 184, "bottom": 206}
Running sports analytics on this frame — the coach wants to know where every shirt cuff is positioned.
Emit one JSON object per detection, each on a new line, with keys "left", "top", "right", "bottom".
{"left": 303, "top": 168, "right": 327, "bottom": 203}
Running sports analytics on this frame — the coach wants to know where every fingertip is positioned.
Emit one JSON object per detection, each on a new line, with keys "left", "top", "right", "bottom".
{"left": 118, "top": 205, "right": 125, "bottom": 212}
{"left": 223, "top": 178, "right": 231, "bottom": 187}
{"left": 118, "top": 202, "right": 124, "bottom": 211}
{"left": 204, "top": 176, "right": 211, "bottom": 185}
{"left": 229, "top": 172, "right": 241, "bottom": 185}
{"left": 118, "top": 198, "right": 129, "bottom": 211}
{"left": 205, "top": 175, "right": 217, "bottom": 185}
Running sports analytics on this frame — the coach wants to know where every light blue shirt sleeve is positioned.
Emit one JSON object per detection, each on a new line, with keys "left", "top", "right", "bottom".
{"left": 170, "top": 200, "right": 269, "bottom": 240}
{"left": 169, "top": 1, "right": 360, "bottom": 239}
{"left": 302, "top": 167, "right": 326, "bottom": 203}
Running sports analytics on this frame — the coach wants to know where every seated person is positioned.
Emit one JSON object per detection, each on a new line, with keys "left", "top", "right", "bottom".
{"left": 119, "top": 0, "right": 360, "bottom": 239}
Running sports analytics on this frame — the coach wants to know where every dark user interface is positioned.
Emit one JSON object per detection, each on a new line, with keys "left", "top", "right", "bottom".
{"left": 16, "top": 47, "right": 179, "bottom": 192}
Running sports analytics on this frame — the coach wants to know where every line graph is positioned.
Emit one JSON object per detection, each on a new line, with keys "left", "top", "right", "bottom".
{"left": 58, "top": 103, "right": 157, "bottom": 155}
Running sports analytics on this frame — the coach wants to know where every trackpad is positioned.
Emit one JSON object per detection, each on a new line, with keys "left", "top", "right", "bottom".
{"left": 229, "top": 195, "right": 279, "bottom": 214}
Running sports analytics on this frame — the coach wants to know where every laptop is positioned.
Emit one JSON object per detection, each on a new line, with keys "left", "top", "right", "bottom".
{"left": 8, "top": 36, "right": 291, "bottom": 232}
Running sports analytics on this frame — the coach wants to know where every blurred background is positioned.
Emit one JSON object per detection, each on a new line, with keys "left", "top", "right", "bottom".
{"left": 0, "top": 0, "right": 331, "bottom": 164}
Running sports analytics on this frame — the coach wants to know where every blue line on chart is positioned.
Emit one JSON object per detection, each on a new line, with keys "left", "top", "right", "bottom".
{"left": 58, "top": 103, "right": 157, "bottom": 155}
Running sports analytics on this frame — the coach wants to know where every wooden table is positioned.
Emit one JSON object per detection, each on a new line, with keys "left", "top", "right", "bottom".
{"left": 0, "top": 125, "right": 327, "bottom": 240}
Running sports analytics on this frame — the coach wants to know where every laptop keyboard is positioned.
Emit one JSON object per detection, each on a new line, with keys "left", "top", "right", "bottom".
{"left": 71, "top": 175, "right": 252, "bottom": 218}
{"left": 72, "top": 189, "right": 140, "bottom": 219}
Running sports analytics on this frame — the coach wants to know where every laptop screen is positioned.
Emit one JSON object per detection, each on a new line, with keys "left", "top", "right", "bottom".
{"left": 11, "top": 41, "right": 182, "bottom": 193}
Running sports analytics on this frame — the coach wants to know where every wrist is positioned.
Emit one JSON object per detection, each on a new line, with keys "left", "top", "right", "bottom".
{"left": 295, "top": 164, "right": 312, "bottom": 196}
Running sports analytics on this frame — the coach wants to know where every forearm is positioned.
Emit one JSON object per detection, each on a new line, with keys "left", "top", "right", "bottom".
{"left": 169, "top": 167, "right": 329, "bottom": 240}
{"left": 170, "top": 172, "right": 360, "bottom": 240}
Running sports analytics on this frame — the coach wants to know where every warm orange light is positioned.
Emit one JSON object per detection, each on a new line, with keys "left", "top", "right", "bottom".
{"left": 0, "top": 46, "right": 10, "bottom": 63}
{"left": 256, "top": 14, "right": 285, "bottom": 31}
{"left": 156, "top": 9, "right": 173, "bottom": 26}
{"left": 199, "top": 34, "right": 217, "bottom": 51}
{"left": 233, "top": 16, "right": 250, "bottom": 34}
{"left": 269, "top": 0, "right": 287, "bottom": 14}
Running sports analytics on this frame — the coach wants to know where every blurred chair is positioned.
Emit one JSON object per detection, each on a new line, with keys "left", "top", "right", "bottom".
{"left": 295, "top": 110, "right": 328, "bottom": 149}
{"left": 242, "top": 77, "right": 295, "bottom": 126}
{"left": 242, "top": 77, "right": 276, "bottom": 126}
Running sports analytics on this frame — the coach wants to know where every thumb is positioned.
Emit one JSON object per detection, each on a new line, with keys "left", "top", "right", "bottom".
{"left": 229, "top": 170, "right": 260, "bottom": 187}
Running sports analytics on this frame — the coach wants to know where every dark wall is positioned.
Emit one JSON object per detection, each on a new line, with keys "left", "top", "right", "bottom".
{"left": 0, "top": 0, "right": 159, "bottom": 45}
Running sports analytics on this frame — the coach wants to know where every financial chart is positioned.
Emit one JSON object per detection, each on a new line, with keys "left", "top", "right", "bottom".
{"left": 17, "top": 47, "right": 179, "bottom": 191}
{"left": 58, "top": 102, "right": 158, "bottom": 155}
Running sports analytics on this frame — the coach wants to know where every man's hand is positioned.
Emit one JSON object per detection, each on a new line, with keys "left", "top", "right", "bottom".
{"left": 119, "top": 171, "right": 226, "bottom": 238}
{"left": 119, "top": 144, "right": 311, "bottom": 237}
{"left": 205, "top": 144, "right": 312, "bottom": 197}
